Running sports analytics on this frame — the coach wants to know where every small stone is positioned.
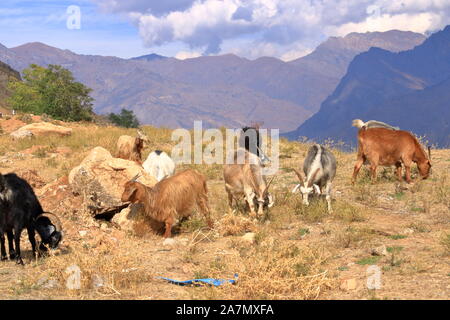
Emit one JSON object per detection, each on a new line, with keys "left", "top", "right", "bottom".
{"left": 100, "top": 223, "right": 108, "bottom": 231}
{"left": 371, "top": 245, "right": 388, "bottom": 256}
{"left": 242, "top": 232, "right": 256, "bottom": 244}
{"left": 42, "top": 279, "right": 60, "bottom": 289}
{"left": 163, "top": 238, "right": 177, "bottom": 246}
{"left": 79, "top": 230, "right": 88, "bottom": 237}
{"left": 340, "top": 278, "right": 357, "bottom": 291}
{"left": 36, "top": 276, "right": 49, "bottom": 287}
{"left": 402, "top": 228, "right": 414, "bottom": 235}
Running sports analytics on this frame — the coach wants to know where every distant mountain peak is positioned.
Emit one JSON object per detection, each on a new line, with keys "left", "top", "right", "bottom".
{"left": 130, "top": 53, "right": 167, "bottom": 61}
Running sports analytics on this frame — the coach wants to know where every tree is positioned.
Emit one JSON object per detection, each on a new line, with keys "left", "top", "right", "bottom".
{"left": 108, "top": 109, "right": 140, "bottom": 128}
{"left": 8, "top": 64, "right": 94, "bottom": 121}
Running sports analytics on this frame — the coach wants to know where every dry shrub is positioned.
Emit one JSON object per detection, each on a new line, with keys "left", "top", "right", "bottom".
{"left": 332, "top": 200, "right": 366, "bottom": 222}
{"left": 294, "top": 197, "right": 329, "bottom": 223}
{"left": 201, "top": 242, "right": 335, "bottom": 299}
{"left": 218, "top": 214, "right": 257, "bottom": 236}
{"left": 330, "top": 226, "right": 378, "bottom": 249}
{"left": 353, "top": 183, "right": 378, "bottom": 206}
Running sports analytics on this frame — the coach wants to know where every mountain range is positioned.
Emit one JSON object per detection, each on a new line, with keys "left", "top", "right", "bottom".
{"left": 0, "top": 30, "right": 424, "bottom": 132}
{"left": 287, "top": 25, "right": 450, "bottom": 148}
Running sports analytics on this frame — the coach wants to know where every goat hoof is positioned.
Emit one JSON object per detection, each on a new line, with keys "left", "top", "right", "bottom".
{"left": 1, "top": 256, "right": 7, "bottom": 261}
{"left": 16, "top": 258, "right": 24, "bottom": 265}
{"left": 9, "top": 252, "right": 16, "bottom": 260}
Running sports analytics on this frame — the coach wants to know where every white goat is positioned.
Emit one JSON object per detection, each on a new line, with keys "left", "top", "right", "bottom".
{"left": 142, "top": 150, "right": 175, "bottom": 182}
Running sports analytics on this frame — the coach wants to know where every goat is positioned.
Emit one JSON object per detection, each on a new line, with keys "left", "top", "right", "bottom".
{"left": 239, "top": 126, "right": 270, "bottom": 166}
{"left": 116, "top": 130, "right": 148, "bottom": 164}
{"left": 292, "top": 144, "right": 336, "bottom": 212}
{"left": 352, "top": 119, "right": 399, "bottom": 131}
{"left": 223, "top": 148, "right": 275, "bottom": 219}
{"left": 142, "top": 150, "right": 175, "bottom": 182}
{"left": 121, "top": 169, "right": 212, "bottom": 238}
{"left": 0, "top": 173, "right": 63, "bottom": 264}
{"left": 351, "top": 122, "right": 431, "bottom": 184}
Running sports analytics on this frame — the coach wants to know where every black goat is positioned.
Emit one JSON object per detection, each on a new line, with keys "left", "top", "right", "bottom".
{"left": 0, "top": 173, "right": 63, "bottom": 264}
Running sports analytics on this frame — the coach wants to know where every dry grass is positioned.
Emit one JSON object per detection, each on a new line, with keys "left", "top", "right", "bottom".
{"left": 194, "top": 242, "right": 335, "bottom": 300}
{"left": 0, "top": 118, "right": 449, "bottom": 300}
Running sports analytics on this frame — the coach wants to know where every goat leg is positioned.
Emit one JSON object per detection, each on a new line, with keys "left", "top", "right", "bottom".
{"left": 7, "top": 231, "right": 16, "bottom": 259}
{"left": 14, "top": 228, "right": 24, "bottom": 265}
{"left": 163, "top": 216, "right": 174, "bottom": 238}
{"left": 27, "top": 227, "right": 37, "bottom": 258}
{"left": 352, "top": 158, "right": 364, "bottom": 184}
{"left": 0, "top": 233, "right": 7, "bottom": 261}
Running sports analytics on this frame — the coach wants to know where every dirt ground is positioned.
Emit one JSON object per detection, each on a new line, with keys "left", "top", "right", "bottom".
{"left": 0, "top": 118, "right": 448, "bottom": 300}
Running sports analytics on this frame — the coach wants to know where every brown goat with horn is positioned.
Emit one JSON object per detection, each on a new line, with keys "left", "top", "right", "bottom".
{"left": 116, "top": 130, "right": 148, "bottom": 164}
{"left": 121, "top": 169, "right": 212, "bottom": 238}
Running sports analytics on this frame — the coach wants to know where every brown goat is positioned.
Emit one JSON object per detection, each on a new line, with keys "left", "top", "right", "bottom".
{"left": 121, "top": 169, "right": 212, "bottom": 238}
{"left": 352, "top": 127, "right": 431, "bottom": 184}
{"left": 116, "top": 135, "right": 144, "bottom": 163}
{"left": 116, "top": 130, "right": 148, "bottom": 164}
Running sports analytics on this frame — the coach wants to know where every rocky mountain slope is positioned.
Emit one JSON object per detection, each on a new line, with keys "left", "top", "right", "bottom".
{"left": 287, "top": 26, "right": 450, "bottom": 148}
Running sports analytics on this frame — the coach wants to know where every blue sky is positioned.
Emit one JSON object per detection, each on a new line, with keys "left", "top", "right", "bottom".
{"left": 1, "top": 0, "right": 450, "bottom": 60}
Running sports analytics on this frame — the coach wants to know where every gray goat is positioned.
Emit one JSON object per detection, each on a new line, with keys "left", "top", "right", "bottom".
{"left": 292, "top": 144, "right": 336, "bottom": 212}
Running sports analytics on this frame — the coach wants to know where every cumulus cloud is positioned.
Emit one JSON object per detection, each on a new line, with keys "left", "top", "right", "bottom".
{"left": 175, "top": 50, "right": 202, "bottom": 60}
{"left": 91, "top": 0, "right": 450, "bottom": 59}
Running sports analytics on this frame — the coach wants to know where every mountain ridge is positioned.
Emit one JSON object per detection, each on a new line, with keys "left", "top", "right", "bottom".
{"left": 0, "top": 30, "right": 425, "bottom": 132}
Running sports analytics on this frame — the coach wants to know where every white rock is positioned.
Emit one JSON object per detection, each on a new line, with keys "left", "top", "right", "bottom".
{"left": 242, "top": 232, "right": 256, "bottom": 244}
{"left": 79, "top": 230, "right": 88, "bottom": 237}
{"left": 163, "top": 238, "right": 177, "bottom": 246}
{"left": 371, "top": 245, "right": 388, "bottom": 256}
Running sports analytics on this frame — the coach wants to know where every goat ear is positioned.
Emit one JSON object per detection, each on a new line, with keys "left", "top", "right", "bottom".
{"left": 292, "top": 168, "right": 304, "bottom": 185}
{"left": 307, "top": 168, "right": 320, "bottom": 187}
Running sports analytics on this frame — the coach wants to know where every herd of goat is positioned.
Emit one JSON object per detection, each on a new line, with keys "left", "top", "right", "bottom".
{"left": 0, "top": 119, "right": 433, "bottom": 264}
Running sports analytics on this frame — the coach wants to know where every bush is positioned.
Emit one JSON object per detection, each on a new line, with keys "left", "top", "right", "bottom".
{"left": 8, "top": 64, "right": 94, "bottom": 122}
{"left": 108, "top": 109, "right": 139, "bottom": 128}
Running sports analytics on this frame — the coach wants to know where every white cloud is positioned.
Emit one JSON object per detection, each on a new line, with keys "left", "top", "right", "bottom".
{"left": 91, "top": 0, "right": 450, "bottom": 59}
{"left": 175, "top": 50, "right": 202, "bottom": 60}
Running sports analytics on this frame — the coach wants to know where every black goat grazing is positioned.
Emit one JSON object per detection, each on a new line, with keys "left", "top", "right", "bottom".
{"left": 0, "top": 173, "right": 63, "bottom": 264}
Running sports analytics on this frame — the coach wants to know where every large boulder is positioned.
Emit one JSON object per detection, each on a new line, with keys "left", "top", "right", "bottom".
{"left": 69, "top": 147, "right": 157, "bottom": 215}
{"left": 10, "top": 122, "right": 72, "bottom": 138}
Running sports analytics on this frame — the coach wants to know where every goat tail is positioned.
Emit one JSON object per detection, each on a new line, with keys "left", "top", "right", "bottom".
{"left": 352, "top": 119, "right": 365, "bottom": 129}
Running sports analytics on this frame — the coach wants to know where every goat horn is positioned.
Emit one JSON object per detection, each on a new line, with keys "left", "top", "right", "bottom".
{"left": 427, "top": 146, "right": 431, "bottom": 160}
{"left": 292, "top": 168, "right": 304, "bottom": 185}
{"left": 36, "top": 212, "right": 62, "bottom": 232}
{"left": 307, "top": 168, "right": 321, "bottom": 188}
{"left": 131, "top": 173, "right": 141, "bottom": 182}
{"left": 265, "top": 176, "right": 275, "bottom": 192}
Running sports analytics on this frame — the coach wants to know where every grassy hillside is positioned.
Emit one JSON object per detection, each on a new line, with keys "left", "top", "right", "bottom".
{"left": 0, "top": 117, "right": 448, "bottom": 299}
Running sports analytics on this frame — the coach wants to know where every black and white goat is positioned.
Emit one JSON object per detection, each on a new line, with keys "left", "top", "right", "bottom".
{"left": 0, "top": 173, "right": 63, "bottom": 264}
{"left": 292, "top": 144, "right": 336, "bottom": 212}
